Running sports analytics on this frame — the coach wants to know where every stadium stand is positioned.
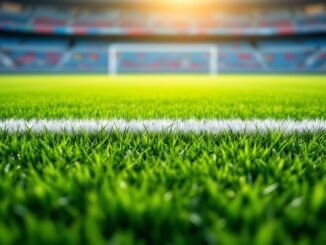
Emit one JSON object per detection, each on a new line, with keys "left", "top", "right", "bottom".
{"left": 1, "top": 4, "right": 326, "bottom": 36}
{"left": 0, "top": 0, "right": 325, "bottom": 73}
{"left": 63, "top": 42, "right": 108, "bottom": 73}
{"left": 1, "top": 37, "right": 325, "bottom": 73}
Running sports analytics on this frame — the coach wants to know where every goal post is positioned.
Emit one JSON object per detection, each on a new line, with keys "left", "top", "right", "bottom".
{"left": 108, "top": 43, "right": 218, "bottom": 75}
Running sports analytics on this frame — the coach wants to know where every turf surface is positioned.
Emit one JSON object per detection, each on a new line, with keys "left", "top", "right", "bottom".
{"left": 0, "top": 75, "right": 325, "bottom": 245}
{"left": 0, "top": 75, "right": 325, "bottom": 119}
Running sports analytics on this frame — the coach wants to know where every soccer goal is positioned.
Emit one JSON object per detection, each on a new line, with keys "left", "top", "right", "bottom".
{"left": 108, "top": 44, "right": 218, "bottom": 75}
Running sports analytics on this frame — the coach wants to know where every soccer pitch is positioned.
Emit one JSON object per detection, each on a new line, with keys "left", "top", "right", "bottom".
{"left": 0, "top": 75, "right": 326, "bottom": 244}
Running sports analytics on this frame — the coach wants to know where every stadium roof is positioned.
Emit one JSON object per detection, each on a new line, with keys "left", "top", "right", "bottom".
{"left": 4, "top": 0, "right": 322, "bottom": 3}
{"left": 3, "top": 0, "right": 324, "bottom": 10}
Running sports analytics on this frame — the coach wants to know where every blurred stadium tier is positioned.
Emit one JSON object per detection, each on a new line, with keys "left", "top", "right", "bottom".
{"left": 1, "top": 37, "right": 325, "bottom": 73}
{"left": 0, "top": 0, "right": 325, "bottom": 73}
{"left": 1, "top": 1, "right": 326, "bottom": 36}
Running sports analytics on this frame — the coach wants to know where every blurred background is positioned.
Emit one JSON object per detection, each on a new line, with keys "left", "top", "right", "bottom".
{"left": 0, "top": 0, "right": 325, "bottom": 74}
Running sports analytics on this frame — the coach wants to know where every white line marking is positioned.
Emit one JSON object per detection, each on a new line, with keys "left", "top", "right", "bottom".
{"left": 0, "top": 119, "right": 325, "bottom": 134}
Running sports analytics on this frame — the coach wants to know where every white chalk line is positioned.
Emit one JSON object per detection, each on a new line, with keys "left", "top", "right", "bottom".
{"left": 0, "top": 119, "right": 325, "bottom": 134}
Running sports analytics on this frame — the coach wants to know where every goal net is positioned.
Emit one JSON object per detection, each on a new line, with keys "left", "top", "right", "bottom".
{"left": 108, "top": 44, "right": 218, "bottom": 75}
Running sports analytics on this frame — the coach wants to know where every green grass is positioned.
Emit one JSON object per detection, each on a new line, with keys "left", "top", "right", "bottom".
{"left": 0, "top": 132, "right": 325, "bottom": 245}
{"left": 0, "top": 75, "right": 325, "bottom": 119}
{"left": 0, "top": 75, "right": 326, "bottom": 245}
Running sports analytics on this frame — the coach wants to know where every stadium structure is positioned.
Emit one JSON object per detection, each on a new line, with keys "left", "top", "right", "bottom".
{"left": 0, "top": 0, "right": 326, "bottom": 74}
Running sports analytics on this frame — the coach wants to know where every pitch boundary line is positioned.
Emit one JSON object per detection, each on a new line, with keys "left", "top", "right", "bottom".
{"left": 0, "top": 119, "right": 325, "bottom": 134}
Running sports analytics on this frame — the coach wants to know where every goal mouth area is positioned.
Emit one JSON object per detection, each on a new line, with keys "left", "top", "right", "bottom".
{"left": 108, "top": 43, "right": 218, "bottom": 75}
